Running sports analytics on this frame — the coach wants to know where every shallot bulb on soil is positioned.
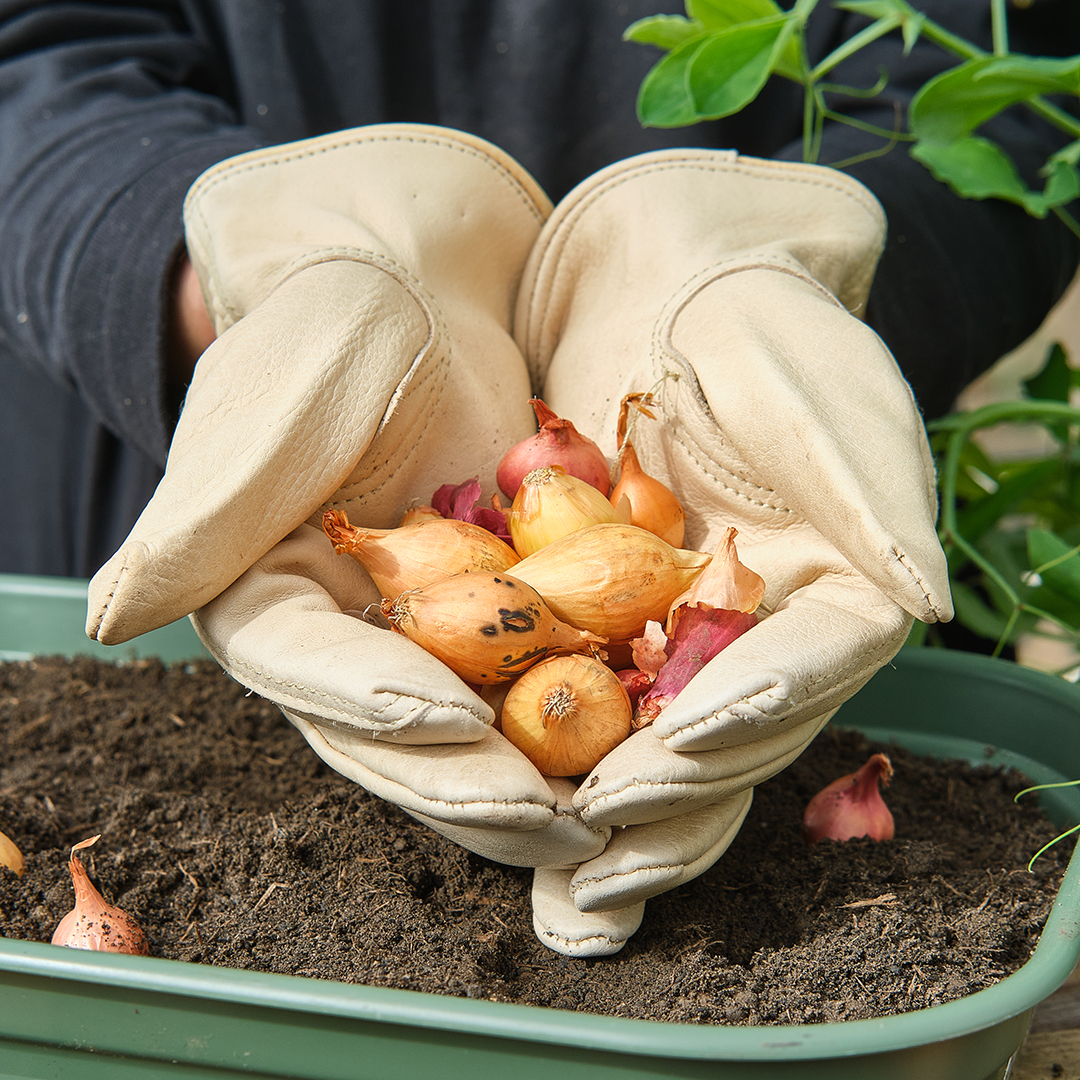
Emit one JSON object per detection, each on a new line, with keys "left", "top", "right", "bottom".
{"left": 51, "top": 836, "right": 149, "bottom": 954}
{"left": 803, "top": 753, "right": 895, "bottom": 844}
{"left": 498, "top": 399, "right": 611, "bottom": 500}
{"left": 501, "top": 654, "right": 632, "bottom": 776}
{"left": 0, "top": 828, "right": 24, "bottom": 876}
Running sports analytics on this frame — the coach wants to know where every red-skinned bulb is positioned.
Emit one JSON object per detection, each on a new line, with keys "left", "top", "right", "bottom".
{"left": 497, "top": 399, "right": 610, "bottom": 500}
{"left": 803, "top": 753, "right": 895, "bottom": 844}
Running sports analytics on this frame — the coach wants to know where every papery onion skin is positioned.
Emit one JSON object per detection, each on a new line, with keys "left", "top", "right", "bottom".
{"left": 498, "top": 399, "right": 611, "bottom": 500}
{"left": 511, "top": 523, "right": 710, "bottom": 640}
{"left": 51, "top": 836, "right": 150, "bottom": 955}
{"left": 501, "top": 654, "right": 632, "bottom": 776}
{"left": 382, "top": 572, "right": 606, "bottom": 684}
{"left": 324, "top": 508, "right": 519, "bottom": 597}
{"left": 803, "top": 754, "right": 895, "bottom": 844}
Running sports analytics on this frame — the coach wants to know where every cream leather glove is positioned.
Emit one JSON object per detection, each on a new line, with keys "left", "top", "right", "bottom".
{"left": 514, "top": 149, "right": 953, "bottom": 952}
{"left": 84, "top": 124, "right": 610, "bottom": 870}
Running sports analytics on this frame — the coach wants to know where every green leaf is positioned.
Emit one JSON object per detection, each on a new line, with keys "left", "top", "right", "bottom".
{"left": 687, "top": 16, "right": 790, "bottom": 119}
{"left": 910, "top": 56, "right": 1080, "bottom": 146}
{"left": 1028, "top": 528, "right": 1080, "bottom": 608}
{"left": 910, "top": 135, "right": 1055, "bottom": 216}
{"left": 686, "top": 0, "right": 800, "bottom": 79}
{"left": 624, "top": 14, "right": 703, "bottom": 50}
{"left": 1024, "top": 342, "right": 1072, "bottom": 404}
{"left": 688, "top": 0, "right": 783, "bottom": 28}
{"left": 636, "top": 34, "right": 715, "bottom": 127}
{"left": 1039, "top": 157, "right": 1080, "bottom": 212}
{"left": 976, "top": 54, "right": 1080, "bottom": 98}
{"left": 910, "top": 135, "right": 1027, "bottom": 203}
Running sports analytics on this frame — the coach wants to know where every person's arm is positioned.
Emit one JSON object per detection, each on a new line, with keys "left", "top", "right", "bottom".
{"left": 0, "top": 2, "right": 261, "bottom": 463}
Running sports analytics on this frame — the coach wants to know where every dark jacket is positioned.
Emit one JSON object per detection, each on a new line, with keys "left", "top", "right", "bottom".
{"left": 1, "top": 0, "right": 1077, "bottom": 576}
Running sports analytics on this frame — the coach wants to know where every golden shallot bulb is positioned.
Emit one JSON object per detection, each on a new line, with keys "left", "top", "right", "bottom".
{"left": 323, "top": 508, "right": 519, "bottom": 597}
{"left": 0, "top": 828, "right": 24, "bottom": 876}
{"left": 509, "top": 465, "right": 619, "bottom": 557}
{"left": 51, "top": 836, "right": 149, "bottom": 954}
{"left": 498, "top": 398, "right": 611, "bottom": 500}
{"left": 803, "top": 754, "right": 895, "bottom": 844}
{"left": 609, "top": 393, "right": 685, "bottom": 547}
{"left": 381, "top": 572, "right": 606, "bottom": 684}
{"left": 501, "top": 655, "right": 632, "bottom": 776}
{"left": 511, "top": 523, "right": 711, "bottom": 640}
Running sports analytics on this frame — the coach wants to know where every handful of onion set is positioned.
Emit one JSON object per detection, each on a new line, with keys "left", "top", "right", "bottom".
{"left": 325, "top": 394, "right": 764, "bottom": 777}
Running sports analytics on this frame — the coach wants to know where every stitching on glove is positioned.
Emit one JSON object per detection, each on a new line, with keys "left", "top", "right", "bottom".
{"left": 187, "top": 130, "right": 549, "bottom": 225}
{"left": 537, "top": 927, "right": 630, "bottom": 949}
{"left": 893, "top": 546, "right": 938, "bottom": 618}
{"left": 570, "top": 863, "right": 682, "bottom": 892}
{"left": 260, "top": 246, "right": 450, "bottom": 504}
{"left": 525, "top": 154, "right": 880, "bottom": 329}
{"left": 224, "top": 649, "right": 492, "bottom": 730}
{"left": 90, "top": 554, "right": 128, "bottom": 637}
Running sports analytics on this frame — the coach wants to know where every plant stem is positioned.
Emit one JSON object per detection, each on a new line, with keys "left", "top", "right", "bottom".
{"left": 933, "top": 399, "right": 1080, "bottom": 653}
{"left": 990, "top": 0, "right": 1008, "bottom": 57}
{"left": 810, "top": 16, "right": 901, "bottom": 82}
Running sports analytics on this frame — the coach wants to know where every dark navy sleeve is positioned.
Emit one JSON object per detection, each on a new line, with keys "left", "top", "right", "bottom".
{"left": 0, "top": 2, "right": 263, "bottom": 466}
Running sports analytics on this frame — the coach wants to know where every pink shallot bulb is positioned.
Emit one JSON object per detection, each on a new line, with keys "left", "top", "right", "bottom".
{"left": 51, "top": 835, "right": 150, "bottom": 954}
{"left": 802, "top": 753, "right": 895, "bottom": 844}
{"left": 497, "top": 399, "right": 610, "bottom": 500}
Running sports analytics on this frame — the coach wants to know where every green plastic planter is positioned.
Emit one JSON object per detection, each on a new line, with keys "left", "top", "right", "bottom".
{"left": 0, "top": 572, "right": 1077, "bottom": 1080}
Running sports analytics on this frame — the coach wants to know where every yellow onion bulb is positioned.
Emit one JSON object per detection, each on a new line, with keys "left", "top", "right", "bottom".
{"left": 323, "top": 509, "right": 519, "bottom": 597}
{"left": 510, "top": 465, "right": 619, "bottom": 557}
{"left": 610, "top": 441, "right": 685, "bottom": 548}
{"left": 381, "top": 572, "right": 605, "bottom": 684}
{"left": 500, "top": 654, "right": 632, "bottom": 776}
{"left": 0, "top": 828, "right": 24, "bottom": 876}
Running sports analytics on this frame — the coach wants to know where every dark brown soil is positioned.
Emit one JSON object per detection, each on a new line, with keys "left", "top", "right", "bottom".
{"left": 0, "top": 655, "right": 1072, "bottom": 1026}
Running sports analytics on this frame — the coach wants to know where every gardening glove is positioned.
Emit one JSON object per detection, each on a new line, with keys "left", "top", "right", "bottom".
{"left": 84, "top": 124, "right": 609, "bottom": 870}
{"left": 515, "top": 149, "right": 953, "bottom": 952}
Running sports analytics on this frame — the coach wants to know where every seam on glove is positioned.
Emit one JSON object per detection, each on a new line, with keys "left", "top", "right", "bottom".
{"left": 893, "top": 546, "right": 940, "bottom": 620}
{"left": 186, "top": 128, "right": 549, "bottom": 226}
{"left": 524, "top": 152, "right": 882, "bottom": 364}
{"left": 260, "top": 247, "right": 451, "bottom": 507}
{"left": 220, "top": 650, "right": 492, "bottom": 732}
{"left": 535, "top": 927, "right": 631, "bottom": 950}
{"left": 87, "top": 550, "right": 131, "bottom": 641}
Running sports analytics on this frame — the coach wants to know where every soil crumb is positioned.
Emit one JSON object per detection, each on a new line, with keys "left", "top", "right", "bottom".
{"left": 0, "top": 656, "right": 1071, "bottom": 1025}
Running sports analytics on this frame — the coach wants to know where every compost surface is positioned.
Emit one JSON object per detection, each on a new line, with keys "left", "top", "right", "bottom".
{"left": 0, "top": 655, "right": 1071, "bottom": 1026}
